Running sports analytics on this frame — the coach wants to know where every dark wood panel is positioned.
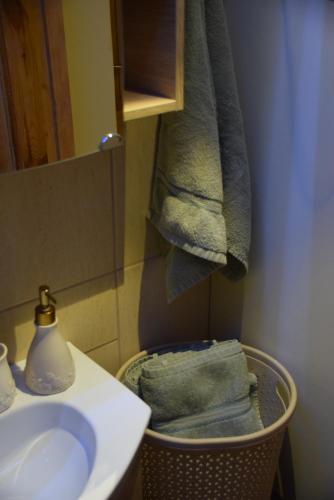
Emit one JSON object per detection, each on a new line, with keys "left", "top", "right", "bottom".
{"left": 0, "top": 56, "right": 14, "bottom": 172}
{"left": 123, "top": 0, "right": 177, "bottom": 99}
{"left": 110, "top": 0, "right": 124, "bottom": 135}
{"left": 0, "top": 0, "right": 59, "bottom": 169}
{"left": 42, "top": 0, "right": 74, "bottom": 160}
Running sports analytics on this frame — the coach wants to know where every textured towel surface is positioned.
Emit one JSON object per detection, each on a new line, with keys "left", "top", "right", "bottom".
{"left": 150, "top": 0, "right": 251, "bottom": 301}
{"left": 154, "top": 395, "right": 262, "bottom": 439}
{"left": 123, "top": 341, "right": 263, "bottom": 439}
{"left": 141, "top": 341, "right": 248, "bottom": 422}
{"left": 123, "top": 341, "right": 215, "bottom": 396}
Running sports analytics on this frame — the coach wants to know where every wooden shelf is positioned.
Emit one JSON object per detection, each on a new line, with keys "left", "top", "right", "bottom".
{"left": 123, "top": 90, "right": 178, "bottom": 121}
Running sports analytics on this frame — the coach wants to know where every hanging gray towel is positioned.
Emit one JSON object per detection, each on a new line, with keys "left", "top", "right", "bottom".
{"left": 150, "top": 0, "right": 251, "bottom": 302}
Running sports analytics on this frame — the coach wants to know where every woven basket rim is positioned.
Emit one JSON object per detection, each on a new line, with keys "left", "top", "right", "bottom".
{"left": 116, "top": 342, "right": 297, "bottom": 449}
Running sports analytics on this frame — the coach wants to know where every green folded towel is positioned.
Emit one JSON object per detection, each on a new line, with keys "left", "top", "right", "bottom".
{"left": 123, "top": 341, "right": 263, "bottom": 439}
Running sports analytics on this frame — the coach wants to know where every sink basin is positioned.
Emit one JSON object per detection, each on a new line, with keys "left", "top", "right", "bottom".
{"left": 0, "top": 402, "right": 96, "bottom": 499}
{"left": 0, "top": 343, "right": 151, "bottom": 500}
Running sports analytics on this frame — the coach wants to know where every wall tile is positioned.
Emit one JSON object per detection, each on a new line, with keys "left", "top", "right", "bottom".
{"left": 209, "top": 271, "right": 245, "bottom": 341}
{"left": 86, "top": 340, "right": 120, "bottom": 375}
{"left": 117, "top": 257, "right": 210, "bottom": 364}
{"left": 113, "top": 117, "right": 163, "bottom": 270}
{"left": 0, "top": 150, "right": 115, "bottom": 311}
{"left": 58, "top": 273, "right": 118, "bottom": 352}
{"left": 0, "top": 273, "right": 117, "bottom": 363}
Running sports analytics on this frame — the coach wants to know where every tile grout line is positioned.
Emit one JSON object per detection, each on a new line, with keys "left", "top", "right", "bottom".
{"left": 0, "top": 254, "right": 162, "bottom": 316}
{"left": 109, "top": 137, "right": 126, "bottom": 369}
{"left": 0, "top": 270, "right": 117, "bottom": 315}
{"left": 85, "top": 337, "right": 118, "bottom": 355}
{"left": 114, "top": 278, "right": 122, "bottom": 369}
{"left": 109, "top": 145, "right": 120, "bottom": 286}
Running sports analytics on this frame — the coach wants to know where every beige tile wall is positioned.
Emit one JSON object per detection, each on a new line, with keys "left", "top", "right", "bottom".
{"left": 0, "top": 151, "right": 115, "bottom": 310}
{"left": 117, "top": 258, "right": 210, "bottom": 364}
{"left": 0, "top": 117, "right": 210, "bottom": 375}
{"left": 209, "top": 271, "right": 245, "bottom": 341}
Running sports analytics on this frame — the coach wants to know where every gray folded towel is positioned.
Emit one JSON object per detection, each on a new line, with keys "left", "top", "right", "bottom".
{"left": 123, "top": 341, "right": 263, "bottom": 439}
{"left": 124, "top": 341, "right": 216, "bottom": 396}
{"left": 150, "top": 0, "right": 251, "bottom": 302}
{"left": 154, "top": 395, "right": 262, "bottom": 439}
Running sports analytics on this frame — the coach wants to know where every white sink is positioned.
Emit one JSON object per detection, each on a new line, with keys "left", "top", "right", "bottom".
{"left": 0, "top": 343, "right": 151, "bottom": 500}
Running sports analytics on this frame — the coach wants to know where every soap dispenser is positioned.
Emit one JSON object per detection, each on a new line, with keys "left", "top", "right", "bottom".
{"left": 24, "top": 285, "right": 75, "bottom": 395}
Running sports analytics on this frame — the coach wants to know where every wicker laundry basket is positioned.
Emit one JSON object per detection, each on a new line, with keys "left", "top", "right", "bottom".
{"left": 116, "top": 343, "right": 297, "bottom": 500}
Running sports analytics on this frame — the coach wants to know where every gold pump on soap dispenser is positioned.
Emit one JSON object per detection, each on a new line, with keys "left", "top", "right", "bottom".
{"left": 35, "top": 285, "right": 56, "bottom": 326}
{"left": 24, "top": 285, "right": 75, "bottom": 395}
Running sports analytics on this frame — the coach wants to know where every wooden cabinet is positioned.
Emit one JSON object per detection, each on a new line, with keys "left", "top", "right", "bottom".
{"left": 0, "top": 0, "right": 184, "bottom": 172}
{"left": 120, "top": 0, "right": 184, "bottom": 121}
{"left": 0, "top": 0, "right": 118, "bottom": 172}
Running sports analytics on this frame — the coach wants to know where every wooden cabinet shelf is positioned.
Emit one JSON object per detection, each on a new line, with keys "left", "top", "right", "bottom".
{"left": 123, "top": 91, "right": 177, "bottom": 121}
{"left": 119, "top": 0, "right": 184, "bottom": 122}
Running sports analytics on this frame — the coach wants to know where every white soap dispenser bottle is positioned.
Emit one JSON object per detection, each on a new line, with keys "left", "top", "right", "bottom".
{"left": 24, "top": 285, "right": 75, "bottom": 395}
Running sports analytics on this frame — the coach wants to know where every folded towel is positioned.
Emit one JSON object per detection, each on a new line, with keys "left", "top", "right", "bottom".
{"left": 150, "top": 0, "right": 251, "bottom": 302}
{"left": 124, "top": 340, "right": 216, "bottom": 396}
{"left": 154, "top": 393, "right": 262, "bottom": 439}
{"left": 123, "top": 341, "right": 263, "bottom": 438}
{"left": 163, "top": 372, "right": 263, "bottom": 439}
